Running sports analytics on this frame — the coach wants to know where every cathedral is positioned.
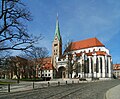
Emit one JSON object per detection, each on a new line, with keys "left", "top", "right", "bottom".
{"left": 51, "top": 16, "right": 112, "bottom": 80}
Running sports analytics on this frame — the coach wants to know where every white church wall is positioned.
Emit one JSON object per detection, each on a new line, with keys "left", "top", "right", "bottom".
{"left": 56, "top": 45, "right": 112, "bottom": 79}
{"left": 67, "top": 46, "right": 110, "bottom": 55}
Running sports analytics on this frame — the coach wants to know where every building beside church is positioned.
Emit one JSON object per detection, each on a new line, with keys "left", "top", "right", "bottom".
{"left": 52, "top": 16, "right": 113, "bottom": 80}
{"left": 38, "top": 57, "right": 53, "bottom": 79}
{"left": 113, "top": 64, "right": 120, "bottom": 79}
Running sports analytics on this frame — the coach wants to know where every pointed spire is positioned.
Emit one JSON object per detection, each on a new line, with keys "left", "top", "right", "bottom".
{"left": 57, "top": 13, "right": 58, "bottom": 20}
{"left": 54, "top": 13, "right": 61, "bottom": 42}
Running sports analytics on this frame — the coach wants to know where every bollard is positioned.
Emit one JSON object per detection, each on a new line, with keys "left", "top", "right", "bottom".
{"left": 58, "top": 81, "right": 60, "bottom": 86}
{"left": 8, "top": 84, "right": 10, "bottom": 92}
{"left": 33, "top": 81, "right": 34, "bottom": 89}
{"left": 48, "top": 82, "right": 50, "bottom": 87}
{"left": 78, "top": 81, "right": 79, "bottom": 83}
{"left": 66, "top": 81, "right": 67, "bottom": 84}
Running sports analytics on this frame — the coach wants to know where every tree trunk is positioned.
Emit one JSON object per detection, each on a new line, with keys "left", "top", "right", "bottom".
{"left": 17, "top": 75, "right": 20, "bottom": 83}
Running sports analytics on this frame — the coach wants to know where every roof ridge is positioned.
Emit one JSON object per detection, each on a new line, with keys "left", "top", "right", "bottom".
{"left": 72, "top": 37, "right": 96, "bottom": 43}
{"left": 66, "top": 37, "right": 104, "bottom": 51}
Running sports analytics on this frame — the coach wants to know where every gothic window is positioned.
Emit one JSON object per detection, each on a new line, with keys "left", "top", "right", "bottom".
{"left": 91, "top": 58, "right": 93, "bottom": 73}
{"left": 54, "top": 44, "right": 58, "bottom": 46}
{"left": 100, "top": 57, "right": 102, "bottom": 73}
{"left": 87, "top": 58, "right": 89, "bottom": 73}
{"left": 106, "top": 58, "right": 109, "bottom": 73}
{"left": 89, "top": 50, "right": 90, "bottom": 53}
{"left": 84, "top": 61, "right": 87, "bottom": 73}
{"left": 96, "top": 58, "right": 99, "bottom": 73}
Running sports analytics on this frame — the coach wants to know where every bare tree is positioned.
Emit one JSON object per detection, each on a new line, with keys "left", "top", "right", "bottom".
{"left": 64, "top": 40, "right": 72, "bottom": 54}
{"left": 0, "top": 0, "right": 40, "bottom": 51}
{"left": 63, "top": 40, "right": 73, "bottom": 78}
{"left": 22, "top": 46, "right": 49, "bottom": 78}
{"left": 6, "top": 56, "right": 28, "bottom": 83}
{"left": 0, "top": 41, "right": 11, "bottom": 59}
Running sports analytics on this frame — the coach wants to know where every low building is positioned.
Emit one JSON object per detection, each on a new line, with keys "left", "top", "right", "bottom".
{"left": 36, "top": 57, "right": 53, "bottom": 79}
{"left": 41, "top": 62, "right": 53, "bottom": 79}
{"left": 113, "top": 64, "right": 120, "bottom": 79}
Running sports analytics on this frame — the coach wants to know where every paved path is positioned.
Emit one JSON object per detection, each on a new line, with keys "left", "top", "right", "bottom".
{"left": 106, "top": 84, "right": 120, "bottom": 99}
{"left": 0, "top": 79, "right": 80, "bottom": 92}
{"left": 0, "top": 79, "right": 120, "bottom": 99}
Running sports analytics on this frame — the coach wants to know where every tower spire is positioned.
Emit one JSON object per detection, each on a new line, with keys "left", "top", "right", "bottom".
{"left": 57, "top": 13, "right": 58, "bottom": 20}
{"left": 54, "top": 13, "right": 61, "bottom": 42}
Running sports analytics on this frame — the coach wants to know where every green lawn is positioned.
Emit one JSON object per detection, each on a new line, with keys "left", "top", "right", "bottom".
{"left": 20, "top": 78, "right": 43, "bottom": 81}
{"left": 0, "top": 81, "right": 16, "bottom": 85}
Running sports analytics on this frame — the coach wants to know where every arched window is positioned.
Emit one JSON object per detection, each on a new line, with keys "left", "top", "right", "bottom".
{"left": 87, "top": 58, "right": 89, "bottom": 73}
{"left": 100, "top": 57, "right": 102, "bottom": 73}
{"left": 96, "top": 58, "right": 99, "bottom": 73}
{"left": 89, "top": 50, "right": 90, "bottom": 53}
{"left": 106, "top": 58, "right": 109, "bottom": 73}
{"left": 91, "top": 57, "right": 93, "bottom": 73}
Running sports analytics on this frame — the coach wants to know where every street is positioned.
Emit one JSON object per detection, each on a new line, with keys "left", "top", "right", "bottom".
{"left": 0, "top": 79, "right": 120, "bottom": 99}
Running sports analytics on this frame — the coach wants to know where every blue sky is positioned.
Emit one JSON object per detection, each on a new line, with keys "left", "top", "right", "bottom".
{"left": 21, "top": 0, "right": 120, "bottom": 63}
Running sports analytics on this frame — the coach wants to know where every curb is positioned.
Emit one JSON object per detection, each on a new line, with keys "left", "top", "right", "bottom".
{"left": 105, "top": 84, "right": 120, "bottom": 99}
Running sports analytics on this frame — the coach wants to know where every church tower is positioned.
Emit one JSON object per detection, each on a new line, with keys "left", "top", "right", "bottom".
{"left": 52, "top": 15, "right": 62, "bottom": 72}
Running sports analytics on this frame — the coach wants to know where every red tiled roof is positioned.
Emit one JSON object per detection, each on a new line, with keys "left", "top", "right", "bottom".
{"left": 86, "top": 52, "right": 93, "bottom": 56}
{"left": 113, "top": 64, "right": 120, "bottom": 70}
{"left": 41, "top": 63, "right": 53, "bottom": 70}
{"left": 37, "top": 57, "right": 53, "bottom": 70}
{"left": 37, "top": 57, "right": 51, "bottom": 64}
{"left": 66, "top": 38, "right": 104, "bottom": 51}
{"left": 42, "top": 57, "right": 51, "bottom": 62}
{"left": 96, "top": 51, "right": 106, "bottom": 56}
{"left": 76, "top": 53, "right": 82, "bottom": 56}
